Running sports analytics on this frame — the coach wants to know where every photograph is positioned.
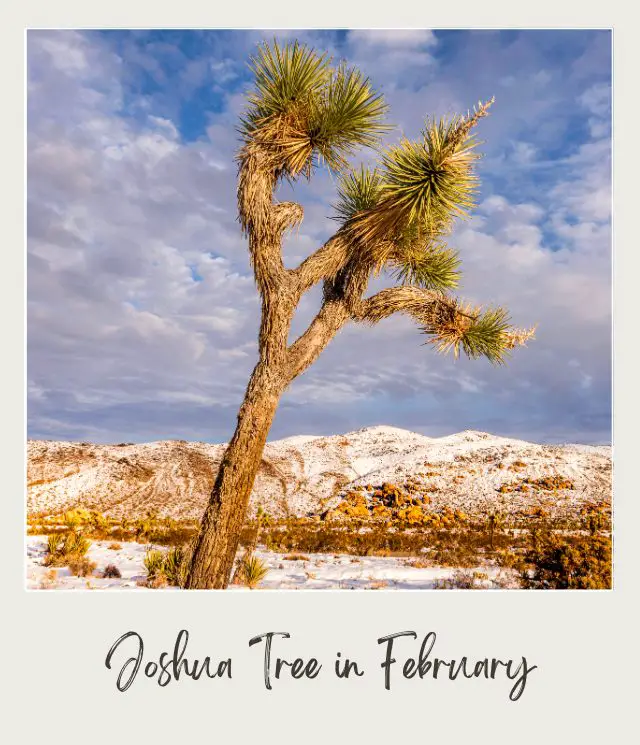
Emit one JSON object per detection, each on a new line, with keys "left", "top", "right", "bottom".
{"left": 26, "top": 28, "right": 612, "bottom": 591}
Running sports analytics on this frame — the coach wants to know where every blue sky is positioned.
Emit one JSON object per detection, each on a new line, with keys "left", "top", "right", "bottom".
{"left": 27, "top": 29, "right": 611, "bottom": 444}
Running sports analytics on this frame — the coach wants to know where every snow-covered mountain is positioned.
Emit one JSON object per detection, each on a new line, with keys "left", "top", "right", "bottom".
{"left": 27, "top": 426, "right": 611, "bottom": 520}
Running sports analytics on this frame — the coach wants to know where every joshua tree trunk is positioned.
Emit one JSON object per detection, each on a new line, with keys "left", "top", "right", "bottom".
{"left": 185, "top": 360, "right": 285, "bottom": 589}
{"left": 185, "top": 294, "right": 350, "bottom": 589}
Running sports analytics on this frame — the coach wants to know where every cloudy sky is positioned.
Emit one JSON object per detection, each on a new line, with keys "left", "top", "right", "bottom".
{"left": 27, "top": 29, "right": 611, "bottom": 445}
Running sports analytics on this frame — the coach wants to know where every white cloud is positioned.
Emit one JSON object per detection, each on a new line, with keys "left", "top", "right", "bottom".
{"left": 348, "top": 29, "right": 437, "bottom": 48}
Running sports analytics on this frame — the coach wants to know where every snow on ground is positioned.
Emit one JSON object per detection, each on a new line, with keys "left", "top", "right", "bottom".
{"left": 26, "top": 536, "right": 511, "bottom": 590}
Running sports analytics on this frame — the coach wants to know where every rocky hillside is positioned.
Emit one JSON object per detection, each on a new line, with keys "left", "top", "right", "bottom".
{"left": 27, "top": 426, "right": 611, "bottom": 521}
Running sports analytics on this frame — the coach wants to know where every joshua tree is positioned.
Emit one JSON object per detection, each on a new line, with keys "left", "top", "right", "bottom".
{"left": 185, "top": 40, "right": 534, "bottom": 588}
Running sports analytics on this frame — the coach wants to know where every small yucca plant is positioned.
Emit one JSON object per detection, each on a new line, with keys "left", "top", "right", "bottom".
{"left": 163, "top": 546, "right": 185, "bottom": 586}
{"left": 144, "top": 549, "right": 165, "bottom": 580}
{"left": 47, "top": 533, "right": 63, "bottom": 556}
{"left": 63, "top": 531, "right": 90, "bottom": 558}
{"left": 43, "top": 533, "right": 64, "bottom": 566}
{"left": 239, "top": 554, "right": 270, "bottom": 589}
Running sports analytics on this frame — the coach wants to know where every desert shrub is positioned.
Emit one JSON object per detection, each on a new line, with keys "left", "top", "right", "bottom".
{"left": 520, "top": 534, "right": 611, "bottom": 589}
{"left": 259, "top": 522, "right": 431, "bottom": 556}
{"left": 430, "top": 540, "right": 480, "bottom": 568}
{"left": 88, "top": 511, "right": 111, "bottom": 536}
{"left": 581, "top": 502, "right": 611, "bottom": 536}
{"left": 68, "top": 557, "right": 97, "bottom": 577}
{"left": 498, "top": 476, "right": 574, "bottom": 495}
{"left": 107, "top": 514, "right": 198, "bottom": 547}
{"left": 63, "top": 510, "right": 82, "bottom": 531}
{"left": 102, "top": 564, "right": 122, "bottom": 578}
{"left": 149, "top": 525, "right": 198, "bottom": 546}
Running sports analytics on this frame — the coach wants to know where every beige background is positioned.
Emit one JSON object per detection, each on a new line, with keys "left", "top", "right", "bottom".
{"left": 3, "top": 1, "right": 636, "bottom": 742}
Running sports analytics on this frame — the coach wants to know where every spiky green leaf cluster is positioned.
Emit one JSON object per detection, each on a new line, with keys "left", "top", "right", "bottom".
{"left": 458, "top": 307, "right": 512, "bottom": 363}
{"left": 425, "top": 306, "right": 513, "bottom": 364}
{"left": 240, "top": 41, "right": 388, "bottom": 177}
{"left": 239, "top": 554, "right": 270, "bottom": 589}
{"left": 391, "top": 244, "right": 461, "bottom": 291}
{"left": 240, "top": 41, "right": 330, "bottom": 136}
{"left": 164, "top": 546, "right": 186, "bottom": 586}
{"left": 333, "top": 166, "right": 383, "bottom": 222}
{"left": 377, "top": 116, "right": 481, "bottom": 235}
{"left": 308, "top": 66, "right": 388, "bottom": 171}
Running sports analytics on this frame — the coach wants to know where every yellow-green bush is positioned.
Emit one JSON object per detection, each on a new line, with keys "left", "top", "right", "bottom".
{"left": 520, "top": 534, "right": 611, "bottom": 589}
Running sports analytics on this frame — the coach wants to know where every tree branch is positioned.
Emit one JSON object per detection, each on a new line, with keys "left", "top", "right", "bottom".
{"left": 285, "top": 284, "right": 447, "bottom": 383}
{"left": 237, "top": 147, "right": 294, "bottom": 297}
{"left": 286, "top": 294, "right": 351, "bottom": 380}
{"left": 351, "top": 285, "right": 449, "bottom": 325}
{"left": 291, "top": 233, "right": 352, "bottom": 296}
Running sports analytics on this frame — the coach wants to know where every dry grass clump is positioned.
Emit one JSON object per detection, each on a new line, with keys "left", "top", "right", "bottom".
{"left": 39, "top": 569, "right": 59, "bottom": 590}
{"left": 434, "top": 570, "right": 491, "bottom": 589}
{"left": 68, "top": 557, "right": 97, "bottom": 577}
{"left": 283, "top": 553, "right": 311, "bottom": 561}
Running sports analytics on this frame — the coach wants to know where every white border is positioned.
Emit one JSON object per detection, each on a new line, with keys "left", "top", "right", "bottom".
{"left": 4, "top": 3, "right": 638, "bottom": 742}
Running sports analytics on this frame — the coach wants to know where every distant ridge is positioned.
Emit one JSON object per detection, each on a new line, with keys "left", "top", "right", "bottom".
{"left": 27, "top": 426, "right": 611, "bottom": 520}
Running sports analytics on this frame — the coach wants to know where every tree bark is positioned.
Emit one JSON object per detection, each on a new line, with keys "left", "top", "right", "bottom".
{"left": 184, "top": 360, "right": 285, "bottom": 589}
